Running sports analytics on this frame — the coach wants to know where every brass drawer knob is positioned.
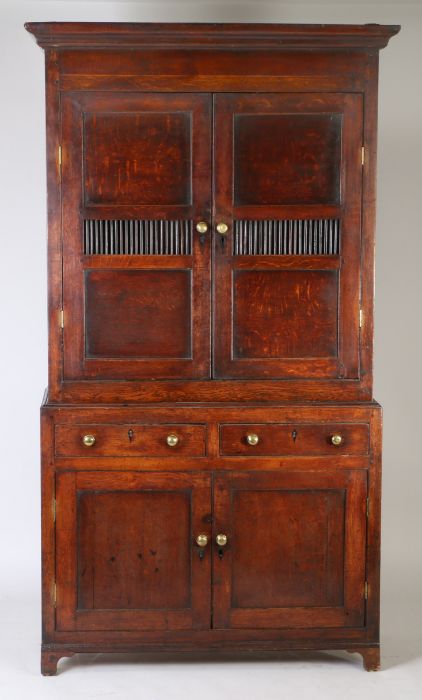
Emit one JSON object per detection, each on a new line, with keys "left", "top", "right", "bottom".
{"left": 166, "top": 434, "right": 179, "bottom": 447}
{"left": 196, "top": 221, "right": 208, "bottom": 234}
{"left": 331, "top": 434, "right": 343, "bottom": 446}
{"left": 82, "top": 434, "right": 96, "bottom": 447}
{"left": 196, "top": 534, "right": 208, "bottom": 547}
{"left": 246, "top": 433, "right": 259, "bottom": 446}
{"left": 216, "top": 222, "right": 229, "bottom": 235}
{"left": 216, "top": 533, "right": 228, "bottom": 547}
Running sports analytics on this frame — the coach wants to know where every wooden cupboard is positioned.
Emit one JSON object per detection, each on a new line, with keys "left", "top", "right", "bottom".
{"left": 26, "top": 22, "right": 399, "bottom": 674}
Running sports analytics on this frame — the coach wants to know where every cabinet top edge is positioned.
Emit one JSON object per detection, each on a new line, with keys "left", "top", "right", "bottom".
{"left": 25, "top": 22, "right": 400, "bottom": 50}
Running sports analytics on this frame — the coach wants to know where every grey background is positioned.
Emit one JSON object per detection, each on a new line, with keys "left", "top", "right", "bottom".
{"left": 0, "top": 1, "right": 420, "bottom": 696}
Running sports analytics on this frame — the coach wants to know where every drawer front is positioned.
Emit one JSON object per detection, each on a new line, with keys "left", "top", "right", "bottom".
{"left": 55, "top": 424, "right": 207, "bottom": 458}
{"left": 219, "top": 423, "right": 369, "bottom": 456}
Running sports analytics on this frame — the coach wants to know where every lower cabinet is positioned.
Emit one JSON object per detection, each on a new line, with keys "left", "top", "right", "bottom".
{"left": 55, "top": 468, "right": 367, "bottom": 633}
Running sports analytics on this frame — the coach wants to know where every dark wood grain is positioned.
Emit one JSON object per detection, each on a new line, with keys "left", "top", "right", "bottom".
{"left": 55, "top": 423, "right": 207, "bottom": 458}
{"left": 213, "top": 469, "right": 367, "bottom": 629}
{"left": 85, "top": 269, "right": 192, "bottom": 359}
{"left": 29, "top": 21, "right": 398, "bottom": 673}
{"left": 233, "top": 269, "right": 338, "bottom": 360}
{"left": 56, "top": 471, "right": 212, "bottom": 631}
{"left": 84, "top": 111, "right": 191, "bottom": 206}
{"left": 213, "top": 92, "right": 362, "bottom": 381}
{"left": 219, "top": 422, "right": 369, "bottom": 456}
{"left": 234, "top": 113, "right": 341, "bottom": 206}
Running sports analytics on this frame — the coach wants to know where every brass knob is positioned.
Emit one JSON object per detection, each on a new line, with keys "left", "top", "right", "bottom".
{"left": 246, "top": 433, "right": 259, "bottom": 446}
{"left": 196, "top": 534, "right": 208, "bottom": 547}
{"left": 216, "top": 534, "right": 228, "bottom": 547}
{"left": 82, "top": 434, "right": 96, "bottom": 447}
{"left": 216, "top": 222, "right": 229, "bottom": 235}
{"left": 166, "top": 434, "right": 179, "bottom": 447}
{"left": 196, "top": 221, "right": 208, "bottom": 234}
{"left": 331, "top": 434, "right": 343, "bottom": 446}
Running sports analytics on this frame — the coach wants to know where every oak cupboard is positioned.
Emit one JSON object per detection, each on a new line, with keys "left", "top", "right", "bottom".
{"left": 25, "top": 22, "right": 399, "bottom": 674}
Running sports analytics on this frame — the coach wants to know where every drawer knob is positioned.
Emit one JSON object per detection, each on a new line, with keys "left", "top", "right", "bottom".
{"left": 331, "top": 434, "right": 343, "bottom": 446}
{"left": 196, "top": 221, "right": 208, "bottom": 234}
{"left": 216, "top": 222, "right": 229, "bottom": 235}
{"left": 82, "top": 434, "right": 96, "bottom": 447}
{"left": 196, "top": 534, "right": 208, "bottom": 547}
{"left": 216, "top": 533, "right": 228, "bottom": 547}
{"left": 246, "top": 433, "right": 259, "bottom": 446}
{"left": 166, "top": 434, "right": 179, "bottom": 447}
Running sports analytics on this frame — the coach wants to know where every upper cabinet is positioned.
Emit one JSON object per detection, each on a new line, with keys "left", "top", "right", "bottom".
{"left": 25, "top": 22, "right": 400, "bottom": 402}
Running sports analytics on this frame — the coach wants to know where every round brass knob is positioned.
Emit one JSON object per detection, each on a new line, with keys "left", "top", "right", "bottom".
{"left": 196, "top": 221, "right": 208, "bottom": 234}
{"left": 246, "top": 433, "right": 259, "bottom": 446}
{"left": 216, "top": 534, "right": 228, "bottom": 547}
{"left": 196, "top": 534, "right": 208, "bottom": 547}
{"left": 216, "top": 222, "right": 229, "bottom": 235}
{"left": 82, "top": 434, "right": 96, "bottom": 447}
{"left": 331, "top": 434, "right": 343, "bottom": 446}
{"left": 166, "top": 434, "right": 179, "bottom": 447}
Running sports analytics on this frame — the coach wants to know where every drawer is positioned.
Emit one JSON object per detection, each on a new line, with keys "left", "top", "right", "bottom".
{"left": 55, "top": 424, "right": 207, "bottom": 458}
{"left": 219, "top": 423, "right": 369, "bottom": 456}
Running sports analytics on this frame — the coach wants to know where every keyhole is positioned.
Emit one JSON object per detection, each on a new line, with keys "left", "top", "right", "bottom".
{"left": 292, "top": 430, "right": 297, "bottom": 443}
{"left": 128, "top": 429, "right": 134, "bottom": 442}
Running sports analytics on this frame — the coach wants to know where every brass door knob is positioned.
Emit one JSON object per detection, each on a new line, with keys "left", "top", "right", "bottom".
{"left": 331, "top": 434, "right": 343, "bottom": 446}
{"left": 216, "top": 534, "right": 228, "bottom": 547}
{"left": 246, "top": 433, "right": 259, "bottom": 446}
{"left": 82, "top": 434, "right": 96, "bottom": 447}
{"left": 166, "top": 434, "right": 179, "bottom": 447}
{"left": 216, "top": 222, "right": 229, "bottom": 235}
{"left": 196, "top": 221, "right": 208, "bottom": 234}
{"left": 196, "top": 534, "right": 208, "bottom": 547}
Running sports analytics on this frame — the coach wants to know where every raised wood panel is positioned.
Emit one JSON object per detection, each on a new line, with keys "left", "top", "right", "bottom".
{"left": 84, "top": 111, "right": 191, "bottom": 206}
{"left": 213, "top": 470, "right": 367, "bottom": 629}
{"left": 85, "top": 269, "right": 192, "bottom": 359}
{"left": 231, "top": 489, "right": 345, "bottom": 608}
{"left": 233, "top": 270, "right": 338, "bottom": 359}
{"left": 234, "top": 114, "right": 341, "bottom": 206}
{"left": 56, "top": 471, "right": 212, "bottom": 631}
{"left": 77, "top": 490, "right": 191, "bottom": 610}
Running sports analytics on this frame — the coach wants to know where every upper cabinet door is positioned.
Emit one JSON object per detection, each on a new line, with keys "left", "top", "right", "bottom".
{"left": 61, "top": 93, "right": 211, "bottom": 380}
{"left": 213, "top": 93, "right": 363, "bottom": 379}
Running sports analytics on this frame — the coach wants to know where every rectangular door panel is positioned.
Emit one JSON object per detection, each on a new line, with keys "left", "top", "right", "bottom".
{"left": 213, "top": 470, "right": 367, "bottom": 629}
{"left": 233, "top": 269, "right": 338, "bottom": 359}
{"left": 214, "top": 93, "right": 363, "bottom": 380}
{"left": 85, "top": 269, "right": 192, "bottom": 359}
{"left": 56, "top": 471, "right": 211, "bottom": 631}
{"left": 62, "top": 92, "right": 211, "bottom": 380}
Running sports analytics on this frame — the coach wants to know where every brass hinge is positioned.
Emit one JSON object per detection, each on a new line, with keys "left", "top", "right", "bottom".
{"left": 361, "top": 146, "right": 365, "bottom": 166}
{"left": 53, "top": 582, "right": 57, "bottom": 607}
{"left": 359, "top": 308, "right": 364, "bottom": 328}
{"left": 366, "top": 498, "right": 370, "bottom": 517}
{"left": 58, "top": 145, "right": 62, "bottom": 167}
{"left": 59, "top": 309, "right": 64, "bottom": 329}
{"left": 364, "top": 581, "right": 369, "bottom": 600}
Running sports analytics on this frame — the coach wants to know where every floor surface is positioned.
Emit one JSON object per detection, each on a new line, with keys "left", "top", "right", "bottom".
{"left": 0, "top": 582, "right": 421, "bottom": 700}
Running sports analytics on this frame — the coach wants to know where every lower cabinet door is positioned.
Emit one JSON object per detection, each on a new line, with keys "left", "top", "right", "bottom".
{"left": 213, "top": 470, "right": 367, "bottom": 629}
{"left": 55, "top": 471, "right": 211, "bottom": 631}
